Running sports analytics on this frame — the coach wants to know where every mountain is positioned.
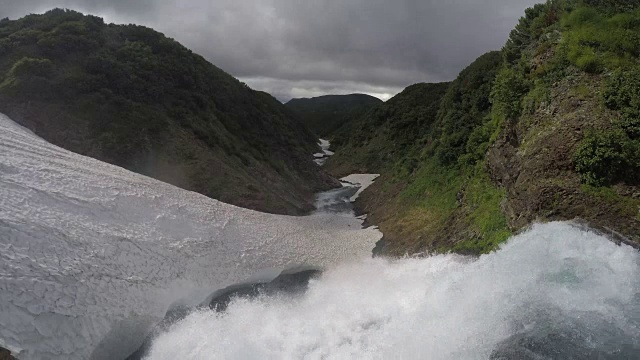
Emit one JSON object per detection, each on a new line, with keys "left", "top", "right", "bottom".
{"left": 326, "top": 0, "right": 640, "bottom": 255}
{"left": 326, "top": 82, "right": 451, "bottom": 175}
{"left": 0, "top": 9, "right": 338, "bottom": 215}
{"left": 285, "top": 94, "right": 382, "bottom": 138}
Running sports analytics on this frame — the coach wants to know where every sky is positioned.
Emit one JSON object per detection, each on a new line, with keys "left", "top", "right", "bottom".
{"left": 1, "top": 0, "right": 542, "bottom": 101}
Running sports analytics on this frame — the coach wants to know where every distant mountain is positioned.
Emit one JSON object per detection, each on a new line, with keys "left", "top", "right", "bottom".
{"left": 285, "top": 94, "right": 382, "bottom": 137}
{"left": 0, "top": 9, "right": 338, "bottom": 215}
{"left": 326, "top": 82, "right": 450, "bottom": 175}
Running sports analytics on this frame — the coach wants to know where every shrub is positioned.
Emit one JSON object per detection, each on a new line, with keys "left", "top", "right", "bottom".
{"left": 603, "top": 67, "right": 640, "bottom": 139}
{"left": 435, "top": 51, "right": 503, "bottom": 166}
{"left": 574, "top": 129, "right": 640, "bottom": 185}
{"left": 564, "top": 6, "right": 602, "bottom": 26}
{"left": 603, "top": 67, "right": 640, "bottom": 110}
{"left": 8, "top": 57, "right": 54, "bottom": 78}
{"left": 575, "top": 51, "right": 602, "bottom": 72}
{"left": 490, "top": 66, "right": 530, "bottom": 121}
{"left": 619, "top": 113, "right": 640, "bottom": 139}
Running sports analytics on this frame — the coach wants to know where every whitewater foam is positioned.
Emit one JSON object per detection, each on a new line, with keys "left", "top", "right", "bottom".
{"left": 145, "top": 222, "right": 640, "bottom": 359}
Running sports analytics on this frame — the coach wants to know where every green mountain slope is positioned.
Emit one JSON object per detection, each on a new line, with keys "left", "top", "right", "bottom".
{"left": 326, "top": 53, "right": 506, "bottom": 255}
{"left": 0, "top": 9, "right": 338, "bottom": 215}
{"left": 285, "top": 94, "right": 382, "bottom": 138}
{"left": 327, "top": 0, "right": 640, "bottom": 255}
{"left": 326, "top": 82, "right": 451, "bottom": 175}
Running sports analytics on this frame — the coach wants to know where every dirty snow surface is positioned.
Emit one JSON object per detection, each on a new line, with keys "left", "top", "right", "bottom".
{"left": 0, "top": 113, "right": 381, "bottom": 360}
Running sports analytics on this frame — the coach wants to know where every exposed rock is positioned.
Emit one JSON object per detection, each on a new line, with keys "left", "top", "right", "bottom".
{"left": 0, "top": 347, "right": 16, "bottom": 360}
{"left": 487, "top": 71, "right": 640, "bottom": 244}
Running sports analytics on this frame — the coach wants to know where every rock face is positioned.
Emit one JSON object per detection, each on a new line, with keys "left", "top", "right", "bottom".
{"left": 0, "top": 9, "right": 338, "bottom": 215}
{"left": 207, "top": 268, "right": 321, "bottom": 312}
{"left": 486, "top": 66, "right": 640, "bottom": 247}
{"left": 0, "top": 347, "right": 16, "bottom": 360}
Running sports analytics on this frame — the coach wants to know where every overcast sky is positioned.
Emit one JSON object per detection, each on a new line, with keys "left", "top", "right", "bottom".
{"left": 2, "top": 0, "right": 541, "bottom": 101}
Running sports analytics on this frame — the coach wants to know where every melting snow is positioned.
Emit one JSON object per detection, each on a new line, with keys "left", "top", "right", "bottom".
{"left": 0, "top": 114, "right": 381, "bottom": 360}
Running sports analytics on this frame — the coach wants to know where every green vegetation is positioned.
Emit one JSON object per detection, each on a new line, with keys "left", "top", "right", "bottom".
{"left": 562, "top": 6, "right": 640, "bottom": 73}
{"left": 580, "top": 184, "right": 640, "bottom": 221}
{"left": 396, "top": 158, "right": 510, "bottom": 255}
{"left": 327, "top": 53, "right": 510, "bottom": 255}
{"left": 0, "top": 9, "right": 333, "bottom": 215}
{"left": 490, "top": 0, "right": 640, "bottom": 186}
{"left": 433, "top": 52, "right": 504, "bottom": 166}
{"left": 285, "top": 94, "right": 382, "bottom": 138}
{"left": 556, "top": 3, "right": 640, "bottom": 185}
{"left": 453, "top": 164, "right": 511, "bottom": 254}
{"left": 328, "top": 0, "right": 640, "bottom": 255}
{"left": 604, "top": 67, "right": 640, "bottom": 140}
{"left": 490, "top": 66, "right": 529, "bottom": 122}
{"left": 503, "top": 2, "right": 563, "bottom": 65}
{"left": 326, "top": 82, "right": 450, "bottom": 176}
{"left": 574, "top": 129, "right": 639, "bottom": 185}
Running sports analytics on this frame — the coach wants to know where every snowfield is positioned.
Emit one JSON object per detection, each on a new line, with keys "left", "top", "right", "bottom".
{"left": 0, "top": 114, "right": 381, "bottom": 360}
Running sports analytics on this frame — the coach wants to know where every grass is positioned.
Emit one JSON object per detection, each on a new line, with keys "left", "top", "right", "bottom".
{"left": 395, "top": 158, "right": 511, "bottom": 255}
{"left": 580, "top": 184, "right": 640, "bottom": 219}
{"left": 457, "top": 164, "right": 512, "bottom": 254}
{"left": 571, "top": 84, "right": 592, "bottom": 99}
{"left": 562, "top": 7, "right": 640, "bottom": 73}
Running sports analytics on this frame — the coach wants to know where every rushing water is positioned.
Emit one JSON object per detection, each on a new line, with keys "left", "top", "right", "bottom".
{"left": 143, "top": 222, "right": 640, "bottom": 359}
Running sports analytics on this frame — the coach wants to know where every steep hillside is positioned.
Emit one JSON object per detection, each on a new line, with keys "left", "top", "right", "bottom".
{"left": 327, "top": 0, "right": 640, "bottom": 256}
{"left": 285, "top": 94, "right": 382, "bottom": 137}
{"left": 326, "top": 83, "right": 450, "bottom": 175}
{"left": 0, "top": 9, "right": 337, "bottom": 215}
{"left": 487, "top": 0, "right": 640, "bottom": 246}
{"left": 326, "top": 53, "right": 507, "bottom": 255}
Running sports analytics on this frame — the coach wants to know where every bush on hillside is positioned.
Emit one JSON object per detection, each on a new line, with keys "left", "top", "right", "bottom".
{"left": 490, "top": 66, "right": 530, "bottom": 121}
{"left": 574, "top": 129, "right": 640, "bottom": 185}
{"left": 8, "top": 57, "right": 53, "bottom": 78}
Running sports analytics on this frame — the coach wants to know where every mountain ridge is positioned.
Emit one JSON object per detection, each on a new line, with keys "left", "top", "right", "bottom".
{"left": 285, "top": 93, "right": 382, "bottom": 137}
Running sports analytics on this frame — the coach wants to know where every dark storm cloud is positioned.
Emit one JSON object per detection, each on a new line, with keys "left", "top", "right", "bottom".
{"left": 1, "top": 0, "right": 542, "bottom": 101}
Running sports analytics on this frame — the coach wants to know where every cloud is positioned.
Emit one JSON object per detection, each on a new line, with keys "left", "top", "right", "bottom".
{"left": 2, "top": 0, "right": 542, "bottom": 101}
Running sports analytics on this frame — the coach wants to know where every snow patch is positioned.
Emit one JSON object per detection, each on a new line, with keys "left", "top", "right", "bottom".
{"left": 0, "top": 113, "right": 381, "bottom": 360}
{"left": 340, "top": 174, "right": 380, "bottom": 201}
